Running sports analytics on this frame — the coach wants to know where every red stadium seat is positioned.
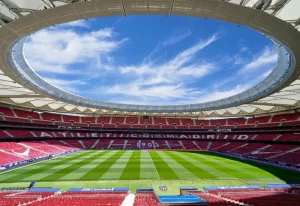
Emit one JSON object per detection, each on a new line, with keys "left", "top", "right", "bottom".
{"left": 41, "top": 113, "right": 62, "bottom": 122}
{"left": 0, "top": 106, "right": 15, "bottom": 117}
{"left": 133, "top": 191, "right": 160, "bottom": 206}
{"left": 14, "top": 109, "right": 41, "bottom": 120}
{"left": 247, "top": 116, "right": 271, "bottom": 124}
{"left": 195, "top": 119, "right": 210, "bottom": 126}
{"left": 125, "top": 117, "right": 139, "bottom": 124}
{"left": 140, "top": 117, "right": 153, "bottom": 125}
{"left": 81, "top": 116, "right": 96, "bottom": 124}
{"left": 111, "top": 117, "right": 125, "bottom": 124}
{"left": 180, "top": 118, "right": 194, "bottom": 126}
{"left": 153, "top": 117, "right": 167, "bottom": 125}
{"left": 97, "top": 117, "right": 111, "bottom": 123}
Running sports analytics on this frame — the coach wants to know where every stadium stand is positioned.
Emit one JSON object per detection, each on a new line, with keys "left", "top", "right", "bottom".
{"left": 111, "top": 117, "right": 125, "bottom": 124}
{"left": 210, "top": 119, "right": 227, "bottom": 126}
{"left": 40, "top": 113, "right": 62, "bottom": 122}
{"left": 125, "top": 139, "right": 139, "bottom": 149}
{"left": 110, "top": 139, "right": 125, "bottom": 149}
{"left": 1, "top": 107, "right": 300, "bottom": 171}
{"left": 125, "top": 117, "right": 139, "bottom": 124}
{"left": 194, "top": 141, "right": 210, "bottom": 150}
{"left": 188, "top": 191, "right": 237, "bottom": 205}
{"left": 5, "top": 130, "right": 34, "bottom": 138}
{"left": 212, "top": 142, "right": 246, "bottom": 152}
{"left": 277, "top": 133, "right": 300, "bottom": 141}
{"left": 0, "top": 151, "right": 26, "bottom": 166}
{"left": 272, "top": 113, "right": 300, "bottom": 122}
{"left": 0, "top": 191, "right": 56, "bottom": 206}
{"left": 94, "top": 139, "right": 112, "bottom": 149}
{"left": 131, "top": 124, "right": 147, "bottom": 129}
{"left": 43, "top": 140, "right": 77, "bottom": 151}
{"left": 14, "top": 109, "right": 40, "bottom": 120}
{"left": 97, "top": 117, "right": 111, "bottom": 123}
{"left": 81, "top": 116, "right": 96, "bottom": 124}
{"left": 195, "top": 119, "right": 209, "bottom": 126}
{"left": 0, "top": 141, "right": 78, "bottom": 166}
{"left": 139, "top": 117, "right": 153, "bottom": 125}
{"left": 133, "top": 191, "right": 160, "bottom": 206}
{"left": 1, "top": 185, "right": 299, "bottom": 206}
{"left": 224, "top": 143, "right": 269, "bottom": 155}
{"left": 180, "top": 118, "right": 194, "bottom": 126}
{"left": 227, "top": 118, "right": 247, "bottom": 126}
{"left": 29, "top": 191, "right": 128, "bottom": 206}
{"left": 248, "top": 145, "right": 299, "bottom": 159}
{"left": 153, "top": 118, "right": 167, "bottom": 125}
{"left": 206, "top": 188, "right": 300, "bottom": 206}
{"left": 2, "top": 107, "right": 300, "bottom": 131}
{"left": 4, "top": 116, "right": 31, "bottom": 123}
{"left": 176, "top": 125, "right": 189, "bottom": 129}
{"left": 269, "top": 151, "right": 300, "bottom": 165}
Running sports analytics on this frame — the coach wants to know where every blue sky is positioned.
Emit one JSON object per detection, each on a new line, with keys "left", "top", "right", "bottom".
{"left": 24, "top": 15, "right": 277, "bottom": 105}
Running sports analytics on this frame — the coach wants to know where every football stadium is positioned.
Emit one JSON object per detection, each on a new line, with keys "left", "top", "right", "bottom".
{"left": 0, "top": 0, "right": 300, "bottom": 205}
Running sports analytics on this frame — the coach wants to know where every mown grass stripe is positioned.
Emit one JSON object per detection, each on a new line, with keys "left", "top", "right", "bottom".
{"left": 101, "top": 150, "right": 133, "bottom": 180}
{"left": 200, "top": 152, "right": 277, "bottom": 178}
{"left": 208, "top": 152, "right": 300, "bottom": 180}
{"left": 20, "top": 151, "right": 106, "bottom": 182}
{"left": 0, "top": 150, "right": 94, "bottom": 183}
{"left": 157, "top": 151, "right": 198, "bottom": 179}
{"left": 120, "top": 151, "right": 141, "bottom": 180}
{"left": 149, "top": 151, "right": 179, "bottom": 180}
{"left": 183, "top": 152, "right": 258, "bottom": 179}
{"left": 2, "top": 150, "right": 297, "bottom": 186}
{"left": 61, "top": 150, "right": 118, "bottom": 181}
{"left": 39, "top": 150, "right": 110, "bottom": 182}
{"left": 80, "top": 150, "right": 126, "bottom": 180}
{"left": 177, "top": 152, "right": 239, "bottom": 179}
{"left": 164, "top": 151, "right": 217, "bottom": 179}
{"left": 140, "top": 151, "right": 159, "bottom": 179}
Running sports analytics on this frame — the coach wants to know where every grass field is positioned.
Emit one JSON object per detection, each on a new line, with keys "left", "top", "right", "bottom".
{"left": 0, "top": 150, "right": 299, "bottom": 194}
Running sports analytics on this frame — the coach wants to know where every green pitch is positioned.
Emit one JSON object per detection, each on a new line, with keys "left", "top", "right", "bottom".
{"left": 0, "top": 150, "right": 299, "bottom": 194}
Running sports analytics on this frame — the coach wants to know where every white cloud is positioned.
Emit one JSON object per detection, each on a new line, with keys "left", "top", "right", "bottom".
{"left": 214, "top": 45, "right": 277, "bottom": 90}
{"left": 120, "top": 34, "right": 218, "bottom": 81}
{"left": 28, "top": 60, "right": 81, "bottom": 74}
{"left": 97, "top": 82, "right": 206, "bottom": 105}
{"left": 162, "top": 30, "right": 192, "bottom": 47}
{"left": 213, "top": 76, "right": 237, "bottom": 89}
{"left": 58, "top": 20, "right": 90, "bottom": 28}
{"left": 167, "top": 34, "right": 218, "bottom": 71}
{"left": 198, "top": 84, "right": 251, "bottom": 103}
{"left": 24, "top": 27, "right": 127, "bottom": 74}
{"left": 232, "top": 54, "right": 247, "bottom": 66}
{"left": 240, "top": 46, "right": 248, "bottom": 52}
{"left": 99, "top": 34, "right": 219, "bottom": 102}
{"left": 239, "top": 46, "right": 277, "bottom": 74}
{"left": 143, "top": 30, "right": 192, "bottom": 63}
{"left": 44, "top": 77, "right": 86, "bottom": 94}
{"left": 262, "top": 69, "right": 272, "bottom": 78}
{"left": 177, "top": 64, "right": 214, "bottom": 77}
{"left": 105, "top": 83, "right": 203, "bottom": 100}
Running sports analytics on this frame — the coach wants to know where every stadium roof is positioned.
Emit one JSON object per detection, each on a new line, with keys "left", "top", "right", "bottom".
{"left": 0, "top": 0, "right": 300, "bottom": 117}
